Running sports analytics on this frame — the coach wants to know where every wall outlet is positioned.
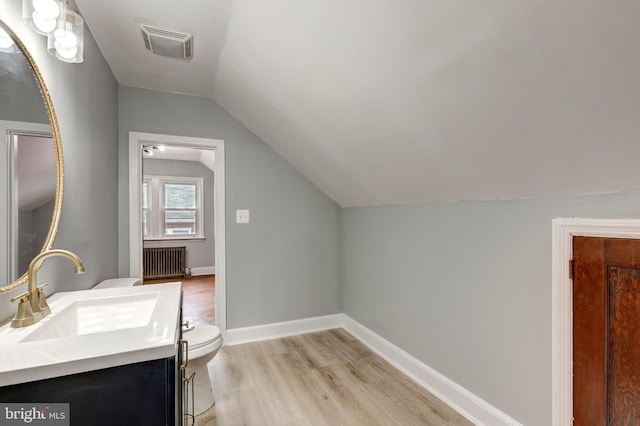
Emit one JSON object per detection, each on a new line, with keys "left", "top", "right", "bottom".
{"left": 236, "top": 209, "right": 250, "bottom": 223}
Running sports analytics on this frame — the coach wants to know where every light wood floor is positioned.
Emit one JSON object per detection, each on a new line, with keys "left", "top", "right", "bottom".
{"left": 195, "top": 329, "right": 473, "bottom": 426}
{"left": 144, "top": 278, "right": 471, "bottom": 424}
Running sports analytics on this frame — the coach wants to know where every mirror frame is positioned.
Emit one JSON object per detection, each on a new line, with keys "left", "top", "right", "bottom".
{"left": 0, "top": 19, "right": 64, "bottom": 293}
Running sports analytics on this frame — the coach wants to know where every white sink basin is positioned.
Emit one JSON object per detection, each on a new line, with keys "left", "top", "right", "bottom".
{"left": 0, "top": 282, "right": 182, "bottom": 387}
{"left": 22, "top": 292, "right": 160, "bottom": 342}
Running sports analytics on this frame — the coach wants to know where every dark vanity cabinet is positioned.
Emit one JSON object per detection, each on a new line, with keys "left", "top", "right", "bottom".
{"left": 0, "top": 309, "right": 185, "bottom": 425}
{"left": 0, "top": 357, "right": 180, "bottom": 425}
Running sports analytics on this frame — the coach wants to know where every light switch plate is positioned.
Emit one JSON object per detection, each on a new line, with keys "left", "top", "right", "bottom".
{"left": 236, "top": 209, "right": 250, "bottom": 223}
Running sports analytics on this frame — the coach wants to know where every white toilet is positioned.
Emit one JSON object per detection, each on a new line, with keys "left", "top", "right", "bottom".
{"left": 182, "top": 321, "right": 223, "bottom": 415}
{"left": 93, "top": 277, "right": 142, "bottom": 288}
{"left": 93, "top": 278, "right": 223, "bottom": 416}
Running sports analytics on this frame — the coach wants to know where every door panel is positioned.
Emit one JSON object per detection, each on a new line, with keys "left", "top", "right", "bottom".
{"left": 607, "top": 266, "right": 640, "bottom": 424}
{"left": 573, "top": 237, "right": 640, "bottom": 425}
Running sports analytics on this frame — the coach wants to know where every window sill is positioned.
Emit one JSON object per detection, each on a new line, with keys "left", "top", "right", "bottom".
{"left": 143, "top": 237, "right": 206, "bottom": 243}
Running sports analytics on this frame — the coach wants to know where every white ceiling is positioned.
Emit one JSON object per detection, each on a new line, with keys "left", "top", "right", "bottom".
{"left": 143, "top": 145, "right": 215, "bottom": 172}
{"left": 75, "top": 0, "right": 640, "bottom": 207}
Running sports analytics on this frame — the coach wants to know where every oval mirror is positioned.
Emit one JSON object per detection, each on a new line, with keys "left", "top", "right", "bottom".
{"left": 0, "top": 19, "right": 63, "bottom": 293}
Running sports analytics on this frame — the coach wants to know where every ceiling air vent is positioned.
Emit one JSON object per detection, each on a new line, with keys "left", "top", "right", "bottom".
{"left": 140, "top": 24, "right": 193, "bottom": 60}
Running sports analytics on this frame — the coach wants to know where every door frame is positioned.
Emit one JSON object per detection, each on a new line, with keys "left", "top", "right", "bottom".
{"left": 128, "top": 131, "right": 227, "bottom": 338}
{"left": 552, "top": 218, "right": 640, "bottom": 425}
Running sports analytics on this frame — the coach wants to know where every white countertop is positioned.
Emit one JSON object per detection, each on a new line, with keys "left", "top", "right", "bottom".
{"left": 0, "top": 282, "right": 182, "bottom": 387}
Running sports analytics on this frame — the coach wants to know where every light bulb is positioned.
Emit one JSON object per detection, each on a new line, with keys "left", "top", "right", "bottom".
{"left": 0, "top": 28, "right": 13, "bottom": 49}
{"left": 158, "top": 145, "right": 166, "bottom": 151}
{"left": 32, "top": 0, "right": 59, "bottom": 19}
{"left": 32, "top": 11, "right": 57, "bottom": 33}
{"left": 0, "top": 37, "right": 12, "bottom": 49}
{"left": 0, "top": 36, "right": 13, "bottom": 50}
{"left": 55, "top": 41, "right": 77, "bottom": 59}
{"left": 54, "top": 26, "right": 77, "bottom": 49}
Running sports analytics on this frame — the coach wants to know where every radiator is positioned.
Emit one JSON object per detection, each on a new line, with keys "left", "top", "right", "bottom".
{"left": 143, "top": 246, "right": 186, "bottom": 280}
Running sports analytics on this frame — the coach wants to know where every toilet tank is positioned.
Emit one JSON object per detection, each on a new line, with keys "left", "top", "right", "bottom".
{"left": 93, "top": 278, "right": 142, "bottom": 289}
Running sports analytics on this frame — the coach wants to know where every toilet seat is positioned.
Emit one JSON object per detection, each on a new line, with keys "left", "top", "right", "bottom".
{"left": 93, "top": 278, "right": 142, "bottom": 289}
{"left": 186, "top": 324, "right": 222, "bottom": 350}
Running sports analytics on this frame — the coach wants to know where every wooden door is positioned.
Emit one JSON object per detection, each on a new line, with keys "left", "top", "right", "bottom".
{"left": 573, "top": 236, "right": 640, "bottom": 425}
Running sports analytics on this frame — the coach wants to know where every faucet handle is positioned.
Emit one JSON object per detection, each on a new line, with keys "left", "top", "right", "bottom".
{"left": 36, "top": 283, "right": 51, "bottom": 317}
{"left": 10, "top": 291, "right": 30, "bottom": 303}
{"left": 10, "top": 292, "right": 37, "bottom": 328}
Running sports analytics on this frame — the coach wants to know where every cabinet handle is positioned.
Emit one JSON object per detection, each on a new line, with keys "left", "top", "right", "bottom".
{"left": 179, "top": 339, "right": 189, "bottom": 371}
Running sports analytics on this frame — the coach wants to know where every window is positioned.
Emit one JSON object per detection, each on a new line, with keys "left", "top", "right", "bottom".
{"left": 142, "top": 182, "right": 149, "bottom": 237}
{"left": 143, "top": 176, "right": 204, "bottom": 240}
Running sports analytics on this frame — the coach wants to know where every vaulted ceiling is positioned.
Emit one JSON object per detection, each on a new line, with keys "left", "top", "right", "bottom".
{"left": 74, "top": 0, "right": 640, "bottom": 207}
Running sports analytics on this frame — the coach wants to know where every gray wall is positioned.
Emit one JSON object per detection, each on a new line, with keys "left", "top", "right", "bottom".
{"left": 342, "top": 190, "right": 640, "bottom": 425}
{"left": 0, "top": 4, "right": 119, "bottom": 323}
{"left": 118, "top": 86, "right": 343, "bottom": 328}
{"left": 143, "top": 158, "right": 215, "bottom": 270}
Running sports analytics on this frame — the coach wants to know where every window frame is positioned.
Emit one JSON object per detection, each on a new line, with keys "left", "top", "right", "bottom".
{"left": 142, "top": 179, "right": 151, "bottom": 239}
{"left": 142, "top": 175, "right": 204, "bottom": 241}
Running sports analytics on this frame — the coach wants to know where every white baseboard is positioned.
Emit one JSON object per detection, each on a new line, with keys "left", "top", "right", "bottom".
{"left": 189, "top": 266, "right": 215, "bottom": 276}
{"left": 225, "top": 314, "right": 344, "bottom": 346}
{"left": 225, "top": 314, "right": 522, "bottom": 426}
{"left": 342, "top": 316, "right": 523, "bottom": 426}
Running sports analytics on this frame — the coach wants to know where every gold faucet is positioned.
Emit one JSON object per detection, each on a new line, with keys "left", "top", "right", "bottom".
{"left": 10, "top": 249, "right": 85, "bottom": 328}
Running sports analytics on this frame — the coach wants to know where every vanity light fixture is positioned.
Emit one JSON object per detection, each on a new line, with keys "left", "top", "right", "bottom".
{"left": 22, "top": 0, "right": 84, "bottom": 63}
{"left": 46, "top": 4, "right": 84, "bottom": 63}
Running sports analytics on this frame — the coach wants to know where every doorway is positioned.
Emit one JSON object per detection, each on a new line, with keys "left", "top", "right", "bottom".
{"left": 552, "top": 218, "right": 640, "bottom": 425}
{"left": 0, "top": 120, "right": 57, "bottom": 285}
{"left": 128, "top": 132, "right": 226, "bottom": 337}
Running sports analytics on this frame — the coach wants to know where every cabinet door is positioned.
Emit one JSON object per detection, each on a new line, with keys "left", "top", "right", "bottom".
{"left": 0, "top": 358, "right": 177, "bottom": 426}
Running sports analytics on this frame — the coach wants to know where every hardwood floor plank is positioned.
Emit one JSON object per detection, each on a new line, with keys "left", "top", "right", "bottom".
{"left": 145, "top": 275, "right": 216, "bottom": 325}
{"left": 314, "top": 365, "right": 392, "bottom": 425}
{"left": 194, "top": 330, "right": 473, "bottom": 426}
{"left": 353, "top": 353, "right": 466, "bottom": 425}
{"left": 281, "top": 337, "right": 328, "bottom": 371}
{"left": 253, "top": 343, "right": 306, "bottom": 424}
